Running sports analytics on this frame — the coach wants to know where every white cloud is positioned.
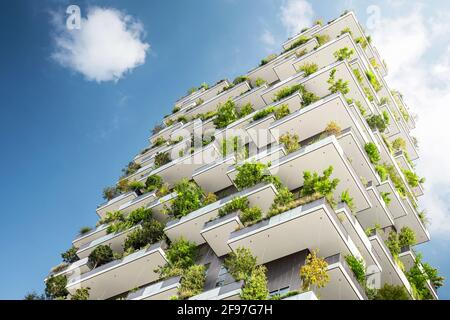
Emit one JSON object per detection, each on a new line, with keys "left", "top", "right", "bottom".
{"left": 279, "top": 0, "right": 314, "bottom": 36}
{"left": 52, "top": 7, "right": 149, "bottom": 82}
{"left": 260, "top": 29, "right": 276, "bottom": 49}
{"left": 372, "top": 5, "right": 450, "bottom": 236}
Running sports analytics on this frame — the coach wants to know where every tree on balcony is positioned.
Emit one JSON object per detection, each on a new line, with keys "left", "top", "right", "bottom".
{"left": 61, "top": 246, "right": 79, "bottom": 264}
{"left": 45, "top": 274, "right": 68, "bottom": 300}
{"left": 88, "top": 245, "right": 114, "bottom": 269}
{"left": 70, "top": 287, "right": 90, "bottom": 300}
{"left": 300, "top": 250, "right": 330, "bottom": 291}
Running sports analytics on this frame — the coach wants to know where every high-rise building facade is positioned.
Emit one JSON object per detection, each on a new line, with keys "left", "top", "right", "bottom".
{"left": 45, "top": 11, "right": 439, "bottom": 301}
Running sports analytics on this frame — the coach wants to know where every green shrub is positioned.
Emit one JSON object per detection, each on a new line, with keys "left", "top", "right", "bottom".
{"left": 375, "top": 165, "right": 388, "bottom": 181}
{"left": 98, "top": 211, "right": 124, "bottom": 226}
{"left": 239, "top": 103, "right": 254, "bottom": 117}
{"left": 381, "top": 192, "right": 391, "bottom": 206}
{"left": 301, "top": 89, "right": 320, "bottom": 107}
{"left": 334, "top": 47, "right": 354, "bottom": 61}
{"left": 373, "top": 284, "right": 410, "bottom": 300}
{"left": 273, "top": 84, "right": 303, "bottom": 102}
{"left": 224, "top": 248, "right": 257, "bottom": 281}
{"left": 355, "top": 37, "right": 368, "bottom": 50}
{"left": 71, "top": 288, "right": 90, "bottom": 300}
{"left": 279, "top": 133, "right": 300, "bottom": 154}
{"left": 233, "top": 75, "right": 249, "bottom": 85}
{"left": 178, "top": 265, "right": 206, "bottom": 299}
{"left": 204, "top": 192, "right": 218, "bottom": 205}
{"left": 301, "top": 166, "right": 339, "bottom": 198}
{"left": 145, "top": 174, "right": 163, "bottom": 192}
{"left": 271, "top": 187, "right": 294, "bottom": 209}
{"left": 328, "top": 69, "right": 349, "bottom": 95}
{"left": 166, "top": 238, "right": 197, "bottom": 270}
{"left": 367, "top": 115, "right": 387, "bottom": 133}
{"left": 382, "top": 110, "right": 390, "bottom": 125}
{"left": 88, "top": 245, "right": 114, "bottom": 269}
{"left": 341, "top": 190, "right": 355, "bottom": 212}
{"left": 315, "top": 34, "right": 330, "bottom": 46}
{"left": 213, "top": 100, "right": 239, "bottom": 129}
{"left": 365, "top": 70, "right": 382, "bottom": 92}
{"left": 364, "top": 142, "right": 381, "bottom": 164}
{"left": 286, "top": 36, "right": 311, "bottom": 51}
{"left": 79, "top": 226, "right": 92, "bottom": 235}
{"left": 252, "top": 107, "right": 275, "bottom": 121}
{"left": 340, "top": 27, "right": 353, "bottom": 37}
{"left": 154, "top": 152, "right": 171, "bottom": 167}
{"left": 234, "top": 163, "right": 268, "bottom": 190}
{"left": 402, "top": 169, "right": 423, "bottom": 188}
{"left": 385, "top": 231, "right": 400, "bottom": 257}
{"left": 45, "top": 275, "right": 68, "bottom": 300}
{"left": 260, "top": 54, "right": 277, "bottom": 66}
{"left": 240, "top": 207, "right": 262, "bottom": 225}
{"left": 61, "top": 246, "right": 79, "bottom": 264}
{"left": 398, "top": 227, "right": 416, "bottom": 247}
{"left": 353, "top": 68, "right": 363, "bottom": 83}
{"left": 240, "top": 266, "right": 269, "bottom": 300}
{"left": 255, "top": 78, "right": 267, "bottom": 87}
{"left": 153, "top": 136, "right": 166, "bottom": 147}
{"left": 169, "top": 179, "right": 205, "bottom": 219}
{"left": 218, "top": 197, "right": 249, "bottom": 217}
{"left": 345, "top": 255, "right": 366, "bottom": 284}
{"left": 298, "top": 62, "right": 318, "bottom": 76}
{"left": 123, "top": 220, "right": 165, "bottom": 252}
{"left": 128, "top": 181, "right": 145, "bottom": 193}
{"left": 392, "top": 137, "right": 406, "bottom": 151}
{"left": 102, "top": 186, "right": 121, "bottom": 201}
{"left": 274, "top": 104, "right": 290, "bottom": 119}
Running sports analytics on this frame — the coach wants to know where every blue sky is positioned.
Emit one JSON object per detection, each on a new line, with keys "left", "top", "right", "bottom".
{"left": 0, "top": 0, "right": 449, "bottom": 299}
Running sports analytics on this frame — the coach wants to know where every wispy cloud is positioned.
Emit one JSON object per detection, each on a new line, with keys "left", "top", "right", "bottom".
{"left": 279, "top": 0, "right": 314, "bottom": 36}
{"left": 260, "top": 29, "right": 276, "bottom": 51}
{"left": 51, "top": 7, "right": 150, "bottom": 83}
{"left": 371, "top": 4, "right": 450, "bottom": 236}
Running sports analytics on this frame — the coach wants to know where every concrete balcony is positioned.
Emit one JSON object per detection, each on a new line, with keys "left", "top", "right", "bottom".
{"left": 126, "top": 276, "right": 181, "bottom": 300}
{"left": 96, "top": 192, "right": 137, "bottom": 218}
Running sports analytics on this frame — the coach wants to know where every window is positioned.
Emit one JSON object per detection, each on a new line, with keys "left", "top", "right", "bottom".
{"left": 269, "top": 286, "right": 290, "bottom": 297}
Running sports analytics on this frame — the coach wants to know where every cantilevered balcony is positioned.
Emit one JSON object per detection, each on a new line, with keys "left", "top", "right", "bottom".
{"left": 368, "top": 231, "right": 413, "bottom": 298}
{"left": 399, "top": 246, "right": 438, "bottom": 299}
{"left": 249, "top": 38, "right": 319, "bottom": 85}
{"left": 227, "top": 198, "right": 364, "bottom": 265}
{"left": 96, "top": 192, "right": 137, "bottom": 218}
{"left": 72, "top": 224, "right": 109, "bottom": 249}
{"left": 117, "top": 191, "right": 158, "bottom": 216}
{"left": 182, "top": 82, "right": 251, "bottom": 120}
{"left": 394, "top": 150, "right": 424, "bottom": 197}
{"left": 189, "top": 281, "right": 244, "bottom": 300}
{"left": 66, "top": 241, "right": 168, "bottom": 300}
{"left": 318, "top": 253, "right": 368, "bottom": 300}
{"left": 46, "top": 258, "right": 90, "bottom": 282}
{"left": 395, "top": 196, "right": 430, "bottom": 245}
{"left": 126, "top": 276, "right": 181, "bottom": 300}
{"left": 76, "top": 224, "right": 141, "bottom": 259}
{"left": 174, "top": 80, "right": 229, "bottom": 111}
{"left": 138, "top": 143, "right": 221, "bottom": 187}
{"left": 165, "top": 183, "right": 277, "bottom": 247}
{"left": 262, "top": 60, "right": 373, "bottom": 117}
{"left": 335, "top": 203, "right": 382, "bottom": 273}
{"left": 388, "top": 119, "right": 419, "bottom": 161}
{"left": 146, "top": 192, "right": 177, "bottom": 222}
{"left": 233, "top": 84, "right": 268, "bottom": 110}
{"left": 357, "top": 181, "right": 395, "bottom": 229}
{"left": 283, "top": 291, "right": 318, "bottom": 300}
{"left": 241, "top": 135, "right": 372, "bottom": 213}
{"left": 245, "top": 93, "right": 303, "bottom": 148}
{"left": 192, "top": 154, "right": 236, "bottom": 193}
{"left": 149, "top": 121, "right": 184, "bottom": 145}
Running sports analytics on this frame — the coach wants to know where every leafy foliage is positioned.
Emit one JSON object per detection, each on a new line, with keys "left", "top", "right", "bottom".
{"left": 367, "top": 115, "right": 387, "bottom": 133}
{"left": 71, "top": 288, "right": 90, "bottom": 300}
{"left": 45, "top": 275, "right": 68, "bottom": 300}
{"left": 328, "top": 69, "right": 349, "bottom": 95}
{"left": 168, "top": 179, "right": 205, "bottom": 219}
{"left": 165, "top": 238, "right": 198, "bottom": 270}
{"left": 334, "top": 47, "right": 354, "bottom": 61}
{"left": 279, "top": 133, "right": 300, "bottom": 154}
{"left": 364, "top": 142, "right": 381, "bottom": 164}
{"left": 273, "top": 84, "right": 303, "bottom": 102}
{"left": 381, "top": 192, "right": 392, "bottom": 206}
{"left": 285, "top": 36, "right": 311, "bottom": 52}
{"left": 224, "top": 247, "right": 257, "bottom": 281}
{"left": 88, "top": 245, "right": 114, "bottom": 269}
{"left": 301, "top": 166, "right": 340, "bottom": 198}
{"left": 123, "top": 220, "right": 165, "bottom": 252}
{"left": 154, "top": 152, "right": 171, "bottom": 168}
{"left": 233, "top": 162, "right": 278, "bottom": 190}
{"left": 385, "top": 231, "right": 400, "bottom": 257}
{"left": 365, "top": 70, "right": 382, "bottom": 92}
{"left": 240, "top": 266, "right": 269, "bottom": 300}
{"left": 213, "top": 99, "right": 239, "bottom": 129}
{"left": 218, "top": 197, "right": 249, "bottom": 217}
{"left": 240, "top": 207, "right": 263, "bottom": 225}
{"left": 178, "top": 265, "right": 206, "bottom": 299}
{"left": 61, "top": 246, "right": 79, "bottom": 264}
{"left": 341, "top": 190, "right": 355, "bottom": 212}
{"left": 298, "top": 62, "right": 318, "bottom": 76}
{"left": 345, "top": 255, "right": 366, "bottom": 284}
{"left": 398, "top": 227, "right": 416, "bottom": 247}
{"left": 260, "top": 54, "right": 277, "bottom": 66}
{"left": 300, "top": 250, "right": 330, "bottom": 291}
{"left": 145, "top": 174, "right": 163, "bottom": 193}
{"left": 373, "top": 284, "right": 410, "bottom": 300}
{"left": 325, "top": 121, "right": 341, "bottom": 136}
